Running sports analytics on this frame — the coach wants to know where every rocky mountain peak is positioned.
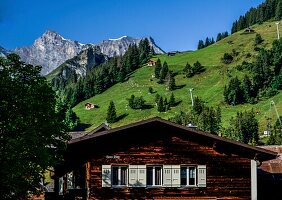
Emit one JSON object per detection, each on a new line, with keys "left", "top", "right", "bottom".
{"left": 13, "top": 31, "right": 164, "bottom": 76}
{"left": 98, "top": 36, "right": 165, "bottom": 57}
{"left": 15, "top": 31, "right": 84, "bottom": 75}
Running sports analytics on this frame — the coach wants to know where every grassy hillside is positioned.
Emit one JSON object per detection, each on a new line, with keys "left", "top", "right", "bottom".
{"left": 73, "top": 20, "right": 282, "bottom": 134}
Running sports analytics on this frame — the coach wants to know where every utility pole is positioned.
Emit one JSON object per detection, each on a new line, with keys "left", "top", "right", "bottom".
{"left": 275, "top": 22, "right": 280, "bottom": 40}
{"left": 271, "top": 100, "right": 282, "bottom": 125}
{"left": 189, "top": 88, "right": 194, "bottom": 107}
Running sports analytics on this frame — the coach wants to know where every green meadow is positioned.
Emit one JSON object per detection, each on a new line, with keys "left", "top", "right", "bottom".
{"left": 73, "top": 20, "right": 282, "bottom": 134}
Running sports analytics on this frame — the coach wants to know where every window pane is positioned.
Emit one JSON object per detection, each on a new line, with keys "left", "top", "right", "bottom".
{"left": 189, "top": 167, "right": 196, "bottom": 186}
{"left": 181, "top": 167, "right": 187, "bottom": 186}
{"left": 155, "top": 167, "right": 162, "bottom": 185}
{"left": 120, "top": 167, "right": 127, "bottom": 185}
{"left": 112, "top": 167, "right": 119, "bottom": 185}
{"left": 147, "top": 167, "right": 153, "bottom": 185}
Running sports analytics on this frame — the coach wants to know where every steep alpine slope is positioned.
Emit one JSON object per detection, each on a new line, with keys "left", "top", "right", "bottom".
{"left": 72, "top": 20, "right": 282, "bottom": 132}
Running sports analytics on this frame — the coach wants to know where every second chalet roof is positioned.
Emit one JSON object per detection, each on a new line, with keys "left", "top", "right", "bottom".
{"left": 69, "top": 117, "right": 277, "bottom": 162}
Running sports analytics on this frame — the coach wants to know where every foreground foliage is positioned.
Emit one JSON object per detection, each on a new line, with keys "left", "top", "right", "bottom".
{"left": 0, "top": 54, "right": 69, "bottom": 199}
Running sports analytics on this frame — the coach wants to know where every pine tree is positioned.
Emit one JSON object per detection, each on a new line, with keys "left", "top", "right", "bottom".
{"left": 183, "top": 63, "right": 194, "bottom": 77}
{"left": 167, "top": 72, "right": 176, "bottom": 91}
{"left": 223, "top": 31, "right": 229, "bottom": 38}
{"left": 164, "top": 97, "right": 169, "bottom": 111}
{"left": 157, "top": 96, "right": 165, "bottom": 112}
{"left": 154, "top": 58, "right": 162, "bottom": 79}
{"left": 160, "top": 61, "right": 169, "bottom": 83}
{"left": 197, "top": 40, "right": 205, "bottom": 49}
{"left": 155, "top": 93, "right": 161, "bottom": 104}
{"left": 205, "top": 37, "right": 211, "bottom": 47}
{"left": 106, "top": 101, "right": 117, "bottom": 123}
{"left": 275, "top": 1, "right": 282, "bottom": 20}
{"left": 211, "top": 37, "right": 215, "bottom": 44}
{"left": 131, "top": 44, "right": 140, "bottom": 70}
{"left": 193, "top": 61, "right": 205, "bottom": 74}
{"left": 216, "top": 33, "right": 222, "bottom": 42}
{"left": 139, "top": 38, "right": 151, "bottom": 64}
{"left": 169, "top": 93, "right": 176, "bottom": 107}
{"left": 118, "top": 66, "right": 126, "bottom": 82}
{"left": 242, "top": 75, "right": 254, "bottom": 103}
{"left": 193, "top": 96, "right": 204, "bottom": 115}
{"left": 254, "top": 33, "right": 263, "bottom": 46}
{"left": 128, "top": 95, "right": 135, "bottom": 108}
{"left": 231, "top": 20, "right": 238, "bottom": 34}
{"left": 224, "top": 76, "right": 245, "bottom": 105}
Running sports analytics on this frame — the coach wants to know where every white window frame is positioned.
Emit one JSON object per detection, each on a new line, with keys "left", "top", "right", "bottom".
{"left": 146, "top": 166, "right": 163, "bottom": 187}
{"left": 111, "top": 166, "right": 128, "bottom": 187}
{"left": 180, "top": 166, "right": 197, "bottom": 187}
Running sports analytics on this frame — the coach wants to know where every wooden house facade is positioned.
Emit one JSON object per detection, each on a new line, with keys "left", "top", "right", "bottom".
{"left": 52, "top": 118, "right": 277, "bottom": 200}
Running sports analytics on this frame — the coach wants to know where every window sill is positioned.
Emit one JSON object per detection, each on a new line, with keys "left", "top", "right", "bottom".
{"left": 111, "top": 185, "right": 128, "bottom": 188}
{"left": 146, "top": 185, "right": 163, "bottom": 188}
{"left": 179, "top": 185, "right": 198, "bottom": 189}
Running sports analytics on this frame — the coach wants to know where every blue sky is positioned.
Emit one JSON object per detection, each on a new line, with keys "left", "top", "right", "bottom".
{"left": 0, "top": 0, "right": 264, "bottom": 51}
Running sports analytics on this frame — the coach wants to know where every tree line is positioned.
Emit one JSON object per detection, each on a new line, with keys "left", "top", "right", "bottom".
{"left": 197, "top": 31, "right": 229, "bottom": 50}
{"left": 231, "top": 0, "right": 282, "bottom": 34}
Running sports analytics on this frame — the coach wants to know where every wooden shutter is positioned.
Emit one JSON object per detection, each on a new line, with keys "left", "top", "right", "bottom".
{"left": 128, "top": 165, "right": 138, "bottom": 186}
{"left": 102, "top": 165, "right": 111, "bottom": 187}
{"left": 197, "top": 165, "right": 207, "bottom": 187}
{"left": 171, "top": 165, "right": 180, "bottom": 187}
{"left": 163, "top": 165, "right": 172, "bottom": 187}
{"left": 137, "top": 165, "right": 146, "bottom": 187}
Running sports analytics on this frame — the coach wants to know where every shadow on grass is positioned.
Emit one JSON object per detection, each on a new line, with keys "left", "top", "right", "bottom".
{"left": 142, "top": 104, "right": 154, "bottom": 110}
{"left": 116, "top": 113, "right": 129, "bottom": 121}
{"left": 173, "top": 100, "right": 182, "bottom": 107}
{"left": 175, "top": 84, "right": 186, "bottom": 90}
{"left": 74, "top": 123, "right": 92, "bottom": 131}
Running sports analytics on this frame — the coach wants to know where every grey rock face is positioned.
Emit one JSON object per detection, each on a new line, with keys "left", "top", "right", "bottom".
{"left": 0, "top": 45, "right": 10, "bottom": 57}
{"left": 14, "top": 30, "right": 83, "bottom": 75}
{"left": 52, "top": 46, "right": 107, "bottom": 84}
{"left": 97, "top": 36, "right": 165, "bottom": 57}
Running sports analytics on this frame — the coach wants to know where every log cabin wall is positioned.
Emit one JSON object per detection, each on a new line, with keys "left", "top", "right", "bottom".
{"left": 84, "top": 130, "right": 252, "bottom": 200}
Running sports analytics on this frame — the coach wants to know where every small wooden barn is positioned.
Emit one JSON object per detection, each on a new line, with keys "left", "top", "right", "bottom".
{"left": 51, "top": 117, "right": 278, "bottom": 200}
{"left": 147, "top": 60, "right": 157, "bottom": 66}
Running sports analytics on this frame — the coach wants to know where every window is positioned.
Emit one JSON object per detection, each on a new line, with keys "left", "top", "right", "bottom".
{"left": 181, "top": 166, "right": 196, "bottom": 186}
{"left": 146, "top": 166, "right": 162, "bottom": 186}
{"left": 112, "top": 166, "right": 128, "bottom": 186}
{"left": 102, "top": 164, "right": 206, "bottom": 188}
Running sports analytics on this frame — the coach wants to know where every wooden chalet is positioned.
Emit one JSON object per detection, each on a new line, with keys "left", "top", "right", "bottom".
{"left": 147, "top": 60, "right": 157, "bottom": 66}
{"left": 242, "top": 27, "right": 255, "bottom": 34}
{"left": 85, "top": 103, "right": 99, "bottom": 110}
{"left": 167, "top": 51, "right": 180, "bottom": 56}
{"left": 51, "top": 117, "right": 278, "bottom": 200}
